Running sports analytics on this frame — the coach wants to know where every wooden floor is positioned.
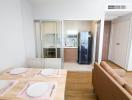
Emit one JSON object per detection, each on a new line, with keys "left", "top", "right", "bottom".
{"left": 65, "top": 71, "right": 97, "bottom": 100}
{"left": 105, "top": 60, "right": 123, "bottom": 69}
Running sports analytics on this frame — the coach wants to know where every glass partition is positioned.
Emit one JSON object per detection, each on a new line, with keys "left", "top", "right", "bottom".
{"left": 34, "top": 20, "right": 62, "bottom": 68}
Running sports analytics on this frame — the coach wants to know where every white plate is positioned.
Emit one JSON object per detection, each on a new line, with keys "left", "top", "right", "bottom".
{"left": 10, "top": 68, "right": 27, "bottom": 75}
{"left": 41, "top": 69, "right": 58, "bottom": 76}
{"left": 26, "top": 82, "right": 52, "bottom": 97}
{"left": 0, "top": 80, "right": 10, "bottom": 90}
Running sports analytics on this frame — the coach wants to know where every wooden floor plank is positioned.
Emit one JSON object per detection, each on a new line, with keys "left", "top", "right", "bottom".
{"left": 65, "top": 71, "right": 97, "bottom": 100}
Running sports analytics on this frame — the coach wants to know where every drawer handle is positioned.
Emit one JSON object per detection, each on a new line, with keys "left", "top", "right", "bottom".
{"left": 116, "top": 43, "right": 120, "bottom": 45}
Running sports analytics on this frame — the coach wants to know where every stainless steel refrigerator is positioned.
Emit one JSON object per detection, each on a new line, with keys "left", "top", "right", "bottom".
{"left": 78, "top": 32, "right": 92, "bottom": 64}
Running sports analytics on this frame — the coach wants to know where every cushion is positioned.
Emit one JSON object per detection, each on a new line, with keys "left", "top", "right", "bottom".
{"left": 113, "top": 69, "right": 126, "bottom": 77}
{"left": 100, "top": 61, "right": 115, "bottom": 75}
{"left": 100, "top": 61, "right": 126, "bottom": 86}
{"left": 124, "top": 83, "right": 132, "bottom": 95}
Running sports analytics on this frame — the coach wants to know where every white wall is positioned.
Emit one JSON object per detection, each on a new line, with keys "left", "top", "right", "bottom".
{"left": 128, "top": 41, "right": 132, "bottom": 71}
{"left": 32, "top": 0, "right": 105, "bottom": 20}
{"left": 34, "top": 21, "right": 41, "bottom": 58}
{"left": 0, "top": 0, "right": 26, "bottom": 71}
{"left": 0, "top": 0, "right": 35, "bottom": 71}
{"left": 21, "top": 0, "right": 36, "bottom": 60}
{"left": 127, "top": 17, "right": 132, "bottom": 71}
{"left": 91, "top": 22, "right": 97, "bottom": 63}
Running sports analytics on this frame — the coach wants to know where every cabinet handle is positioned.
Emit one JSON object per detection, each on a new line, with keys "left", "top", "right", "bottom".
{"left": 116, "top": 43, "right": 120, "bottom": 45}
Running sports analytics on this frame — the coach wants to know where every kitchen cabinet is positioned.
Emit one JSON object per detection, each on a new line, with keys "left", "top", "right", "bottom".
{"left": 64, "top": 48, "right": 78, "bottom": 62}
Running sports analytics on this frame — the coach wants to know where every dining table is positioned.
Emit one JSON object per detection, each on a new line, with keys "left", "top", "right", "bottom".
{"left": 0, "top": 68, "right": 67, "bottom": 100}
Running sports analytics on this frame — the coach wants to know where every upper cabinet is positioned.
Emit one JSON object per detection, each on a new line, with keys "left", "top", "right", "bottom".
{"left": 42, "top": 22, "right": 56, "bottom": 33}
{"left": 41, "top": 21, "right": 61, "bottom": 48}
{"left": 63, "top": 20, "right": 93, "bottom": 48}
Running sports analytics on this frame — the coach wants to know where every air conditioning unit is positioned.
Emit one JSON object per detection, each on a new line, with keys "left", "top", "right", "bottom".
{"left": 108, "top": 5, "right": 126, "bottom": 9}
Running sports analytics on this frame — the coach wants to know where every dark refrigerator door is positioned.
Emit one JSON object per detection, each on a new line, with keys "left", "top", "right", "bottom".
{"left": 78, "top": 32, "right": 88, "bottom": 64}
{"left": 78, "top": 32, "right": 92, "bottom": 64}
{"left": 79, "top": 43, "right": 88, "bottom": 64}
{"left": 88, "top": 36, "right": 92, "bottom": 63}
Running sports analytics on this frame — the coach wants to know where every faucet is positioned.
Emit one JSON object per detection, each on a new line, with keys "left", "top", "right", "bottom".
{"left": 71, "top": 39, "right": 76, "bottom": 47}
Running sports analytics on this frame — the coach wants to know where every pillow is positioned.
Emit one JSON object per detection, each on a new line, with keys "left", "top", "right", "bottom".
{"left": 124, "top": 83, "right": 132, "bottom": 95}
{"left": 100, "top": 61, "right": 126, "bottom": 86}
{"left": 113, "top": 69, "right": 126, "bottom": 77}
{"left": 100, "top": 61, "right": 114, "bottom": 73}
{"left": 111, "top": 72, "right": 126, "bottom": 86}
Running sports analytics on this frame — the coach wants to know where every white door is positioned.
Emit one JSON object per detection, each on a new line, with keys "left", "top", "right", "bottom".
{"left": 109, "top": 19, "right": 130, "bottom": 68}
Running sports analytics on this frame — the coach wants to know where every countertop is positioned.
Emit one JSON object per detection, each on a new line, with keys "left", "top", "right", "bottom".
{"left": 64, "top": 47, "right": 78, "bottom": 48}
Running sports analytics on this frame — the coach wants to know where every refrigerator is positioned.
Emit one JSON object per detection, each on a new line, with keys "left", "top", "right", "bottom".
{"left": 78, "top": 32, "right": 92, "bottom": 64}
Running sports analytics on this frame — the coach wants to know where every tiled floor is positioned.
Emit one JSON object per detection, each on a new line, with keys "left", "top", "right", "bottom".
{"left": 64, "top": 63, "right": 93, "bottom": 71}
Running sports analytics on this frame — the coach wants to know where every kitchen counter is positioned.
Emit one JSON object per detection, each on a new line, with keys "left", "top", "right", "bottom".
{"left": 64, "top": 47, "right": 78, "bottom": 48}
{"left": 64, "top": 48, "right": 78, "bottom": 62}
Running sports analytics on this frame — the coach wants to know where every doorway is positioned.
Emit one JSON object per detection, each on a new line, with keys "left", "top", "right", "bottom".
{"left": 34, "top": 20, "right": 98, "bottom": 71}
{"left": 102, "top": 11, "right": 132, "bottom": 69}
{"left": 34, "top": 20, "right": 63, "bottom": 69}
{"left": 63, "top": 20, "right": 98, "bottom": 71}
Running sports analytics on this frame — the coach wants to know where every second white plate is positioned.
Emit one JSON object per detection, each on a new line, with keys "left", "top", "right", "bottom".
{"left": 10, "top": 68, "right": 27, "bottom": 75}
{"left": 41, "top": 69, "right": 58, "bottom": 76}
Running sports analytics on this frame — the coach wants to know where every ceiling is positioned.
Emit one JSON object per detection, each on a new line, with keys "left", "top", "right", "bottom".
{"left": 29, "top": 0, "right": 64, "bottom": 4}
{"left": 29, "top": 0, "right": 132, "bottom": 5}
{"left": 107, "top": 0, "right": 132, "bottom": 4}
{"left": 105, "top": 11, "right": 132, "bottom": 20}
{"left": 29, "top": 0, "right": 132, "bottom": 20}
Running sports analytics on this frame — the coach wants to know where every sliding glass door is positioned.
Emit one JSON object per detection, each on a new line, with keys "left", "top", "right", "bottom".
{"left": 35, "top": 20, "right": 63, "bottom": 69}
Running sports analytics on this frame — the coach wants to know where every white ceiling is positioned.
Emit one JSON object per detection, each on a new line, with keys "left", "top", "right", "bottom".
{"left": 29, "top": 0, "right": 64, "bottom": 4}
{"left": 105, "top": 11, "right": 132, "bottom": 20}
{"left": 29, "top": 0, "right": 132, "bottom": 20}
{"left": 29, "top": 0, "right": 132, "bottom": 5}
{"left": 107, "top": 0, "right": 132, "bottom": 4}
